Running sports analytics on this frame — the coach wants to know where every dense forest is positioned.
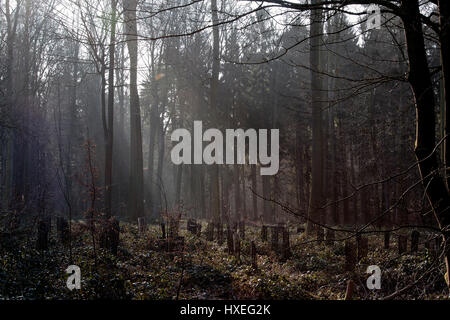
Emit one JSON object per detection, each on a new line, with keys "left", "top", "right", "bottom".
{"left": 0, "top": 0, "right": 450, "bottom": 301}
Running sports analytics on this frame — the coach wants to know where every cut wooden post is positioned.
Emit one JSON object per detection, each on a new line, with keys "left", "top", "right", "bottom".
{"left": 261, "top": 225, "right": 268, "bottom": 242}
{"left": 344, "top": 240, "right": 356, "bottom": 272}
{"left": 109, "top": 217, "right": 120, "bottom": 255}
{"left": 316, "top": 226, "right": 324, "bottom": 242}
{"left": 168, "top": 215, "right": 180, "bottom": 239}
{"left": 196, "top": 223, "right": 202, "bottom": 236}
{"left": 239, "top": 221, "right": 245, "bottom": 240}
{"left": 234, "top": 233, "right": 241, "bottom": 262}
{"left": 357, "top": 235, "right": 368, "bottom": 261}
{"left": 206, "top": 223, "right": 214, "bottom": 241}
{"left": 160, "top": 222, "right": 166, "bottom": 239}
{"left": 187, "top": 219, "right": 198, "bottom": 235}
{"left": 56, "top": 216, "right": 69, "bottom": 244}
{"left": 398, "top": 234, "right": 407, "bottom": 254}
{"left": 217, "top": 223, "right": 223, "bottom": 245}
{"left": 344, "top": 279, "right": 356, "bottom": 300}
{"left": 227, "top": 226, "right": 234, "bottom": 255}
{"left": 138, "top": 217, "right": 147, "bottom": 233}
{"left": 271, "top": 226, "right": 279, "bottom": 252}
{"left": 325, "top": 229, "right": 335, "bottom": 246}
{"left": 384, "top": 231, "right": 390, "bottom": 249}
{"left": 233, "top": 221, "right": 238, "bottom": 232}
{"left": 251, "top": 241, "right": 257, "bottom": 269}
{"left": 281, "top": 227, "right": 291, "bottom": 260}
{"left": 411, "top": 230, "right": 420, "bottom": 252}
{"left": 37, "top": 218, "right": 50, "bottom": 250}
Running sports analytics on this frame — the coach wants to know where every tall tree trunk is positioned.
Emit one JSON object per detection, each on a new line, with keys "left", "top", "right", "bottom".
{"left": 147, "top": 43, "right": 160, "bottom": 218}
{"left": 105, "top": 0, "right": 117, "bottom": 217}
{"left": 438, "top": 1, "right": 450, "bottom": 190}
{"left": 401, "top": 0, "right": 450, "bottom": 289}
{"left": 123, "top": 0, "right": 144, "bottom": 220}
{"left": 2, "top": 0, "right": 20, "bottom": 210}
{"left": 210, "top": 0, "right": 221, "bottom": 223}
{"left": 306, "top": 0, "right": 324, "bottom": 236}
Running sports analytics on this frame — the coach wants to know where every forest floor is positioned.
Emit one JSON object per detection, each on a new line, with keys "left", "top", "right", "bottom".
{"left": 0, "top": 220, "right": 449, "bottom": 300}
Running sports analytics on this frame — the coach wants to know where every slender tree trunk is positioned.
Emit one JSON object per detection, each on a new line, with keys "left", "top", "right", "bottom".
{"left": 234, "top": 166, "right": 241, "bottom": 222}
{"left": 306, "top": 0, "right": 324, "bottom": 236}
{"left": 438, "top": 1, "right": 450, "bottom": 190}
{"left": 210, "top": 0, "right": 221, "bottom": 223}
{"left": 262, "top": 175, "right": 271, "bottom": 223}
{"left": 105, "top": 0, "right": 117, "bottom": 217}
{"left": 251, "top": 164, "right": 258, "bottom": 221}
{"left": 241, "top": 165, "right": 247, "bottom": 220}
{"left": 123, "top": 0, "right": 144, "bottom": 220}
{"left": 2, "top": 0, "right": 20, "bottom": 210}
{"left": 147, "top": 43, "right": 159, "bottom": 218}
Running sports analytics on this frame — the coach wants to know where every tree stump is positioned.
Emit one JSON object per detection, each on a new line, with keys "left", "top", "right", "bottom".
{"left": 344, "top": 279, "right": 356, "bottom": 300}
{"left": 239, "top": 221, "right": 245, "bottom": 240}
{"left": 325, "top": 229, "right": 335, "bottom": 246}
{"left": 344, "top": 240, "right": 356, "bottom": 272}
{"left": 316, "top": 226, "right": 324, "bottom": 242}
{"left": 37, "top": 218, "right": 50, "bottom": 251}
{"left": 234, "top": 233, "right": 241, "bottom": 262}
{"left": 357, "top": 235, "right": 368, "bottom": 261}
{"left": 206, "top": 223, "right": 214, "bottom": 241}
{"left": 398, "top": 234, "right": 407, "bottom": 254}
{"left": 187, "top": 219, "right": 200, "bottom": 235}
{"left": 217, "top": 223, "right": 224, "bottom": 245}
{"left": 261, "top": 225, "right": 268, "bottom": 242}
{"left": 411, "top": 230, "right": 420, "bottom": 252}
{"left": 109, "top": 218, "right": 120, "bottom": 255}
{"left": 138, "top": 217, "right": 147, "bottom": 233}
{"left": 271, "top": 226, "right": 279, "bottom": 252}
{"left": 384, "top": 231, "right": 390, "bottom": 249}
{"left": 56, "top": 216, "right": 69, "bottom": 244}
{"left": 168, "top": 215, "right": 180, "bottom": 239}
{"left": 160, "top": 222, "right": 166, "bottom": 239}
{"left": 251, "top": 241, "right": 257, "bottom": 269}
{"left": 227, "top": 227, "right": 234, "bottom": 255}
{"left": 281, "top": 227, "right": 292, "bottom": 261}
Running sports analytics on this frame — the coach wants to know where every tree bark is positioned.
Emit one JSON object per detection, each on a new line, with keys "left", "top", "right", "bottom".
{"left": 210, "top": 0, "right": 221, "bottom": 223}
{"left": 105, "top": 0, "right": 117, "bottom": 217}
{"left": 306, "top": 0, "right": 325, "bottom": 236}
{"left": 401, "top": 0, "right": 450, "bottom": 289}
{"left": 123, "top": 0, "right": 144, "bottom": 220}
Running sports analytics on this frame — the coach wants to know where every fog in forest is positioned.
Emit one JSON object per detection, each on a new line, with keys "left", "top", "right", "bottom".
{"left": 1, "top": 0, "right": 450, "bottom": 301}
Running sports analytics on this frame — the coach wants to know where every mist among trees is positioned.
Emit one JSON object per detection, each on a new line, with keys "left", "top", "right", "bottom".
{"left": 1, "top": 0, "right": 450, "bottom": 300}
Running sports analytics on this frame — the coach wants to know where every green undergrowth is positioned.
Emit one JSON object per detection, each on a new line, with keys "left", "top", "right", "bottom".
{"left": 0, "top": 221, "right": 448, "bottom": 300}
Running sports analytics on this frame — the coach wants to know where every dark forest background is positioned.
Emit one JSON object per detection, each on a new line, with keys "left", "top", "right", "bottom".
{"left": 1, "top": 0, "right": 450, "bottom": 300}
